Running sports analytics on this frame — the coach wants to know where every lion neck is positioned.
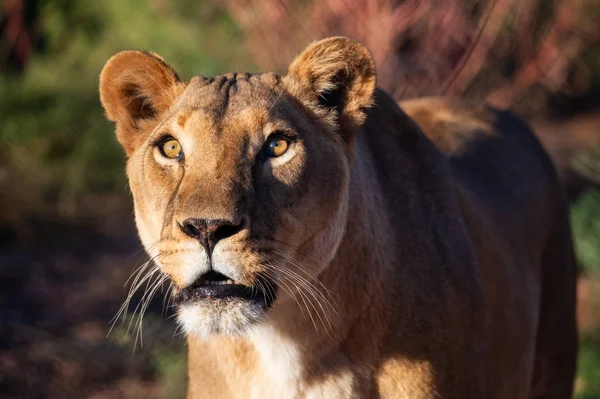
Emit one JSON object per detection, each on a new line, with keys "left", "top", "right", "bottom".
{"left": 186, "top": 135, "right": 398, "bottom": 397}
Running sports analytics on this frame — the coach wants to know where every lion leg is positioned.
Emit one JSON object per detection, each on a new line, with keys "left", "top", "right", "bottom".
{"left": 529, "top": 210, "right": 578, "bottom": 399}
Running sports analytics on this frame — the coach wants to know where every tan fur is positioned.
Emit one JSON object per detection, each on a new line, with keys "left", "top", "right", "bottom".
{"left": 100, "top": 37, "right": 577, "bottom": 398}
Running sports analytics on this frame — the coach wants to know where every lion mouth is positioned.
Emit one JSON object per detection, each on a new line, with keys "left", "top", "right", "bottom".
{"left": 176, "top": 270, "right": 276, "bottom": 307}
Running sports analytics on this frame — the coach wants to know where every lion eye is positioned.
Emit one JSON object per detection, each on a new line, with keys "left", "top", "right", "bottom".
{"left": 265, "top": 137, "right": 289, "bottom": 158}
{"left": 161, "top": 139, "right": 182, "bottom": 159}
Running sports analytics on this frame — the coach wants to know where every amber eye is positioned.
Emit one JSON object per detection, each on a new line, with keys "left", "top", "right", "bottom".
{"left": 161, "top": 139, "right": 182, "bottom": 159}
{"left": 264, "top": 137, "right": 289, "bottom": 158}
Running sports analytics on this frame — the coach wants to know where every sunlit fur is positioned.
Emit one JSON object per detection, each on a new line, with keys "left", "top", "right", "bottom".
{"left": 100, "top": 37, "right": 577, "bottom": 398}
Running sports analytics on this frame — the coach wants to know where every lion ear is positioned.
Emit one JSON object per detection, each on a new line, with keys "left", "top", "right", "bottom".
{"left": 284, "top": 37, "right": 376, "bottom": 141}
{"left": 99, "top": 51, "right": 184, "bottom": 155}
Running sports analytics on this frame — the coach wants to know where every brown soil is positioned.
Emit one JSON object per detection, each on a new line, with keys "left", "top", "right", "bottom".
{"left": 0, "top": 197, "right": 185, "bottom": 399}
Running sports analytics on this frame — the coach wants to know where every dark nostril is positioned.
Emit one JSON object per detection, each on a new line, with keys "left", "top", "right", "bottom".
{"left": 213, "top": 218, "right": 246, "bottom": 243}
{"left": 181, "top": 221, "right": 202, "bottom": 238}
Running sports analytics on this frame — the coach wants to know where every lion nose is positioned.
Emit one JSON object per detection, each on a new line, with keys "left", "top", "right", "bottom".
{"left": 180, "top": 218, "right": 245, "bottom": 255}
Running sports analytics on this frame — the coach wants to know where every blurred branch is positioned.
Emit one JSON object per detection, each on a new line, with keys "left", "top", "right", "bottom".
{"left": 440, "top": 0, "right": 508, "bottom": 96}
{"left": 218, "top": 0, "right": 600, "bottom": 114}
{"left": 0, "top": 0, "right": 32, "bottom": 72}
{"left": 485, "top": 0, "right": 598, "bottom": 108}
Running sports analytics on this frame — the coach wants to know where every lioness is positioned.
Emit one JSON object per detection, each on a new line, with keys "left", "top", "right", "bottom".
{"left": 99, "top": 37, "right": 577, "bottom": 398}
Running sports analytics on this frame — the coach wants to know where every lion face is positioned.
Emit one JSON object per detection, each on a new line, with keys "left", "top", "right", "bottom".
{"left": 99, "top": 38, "right": 376, "bottom": 338}
{"left": 124, "top": 74, "right": 352, "bottom": 337}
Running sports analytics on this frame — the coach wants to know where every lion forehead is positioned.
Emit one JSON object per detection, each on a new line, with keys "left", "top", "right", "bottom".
{"left": 175, "top": 72, "right": 283, "bottom": 115}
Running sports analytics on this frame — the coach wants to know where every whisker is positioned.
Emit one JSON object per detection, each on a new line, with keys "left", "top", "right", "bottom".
{"left": 268, "top": 252, "right": 338, "bottom": 313}
{"left": 257, "top": 254, "right": 307, "bottom": 316}
{"left": 134, "top": 273, "right": 169, "bottom": 349}
{"left": 110, "top": 245, "right": 195, "bottom": 337}
{"left": 261, "top": 263, "right": 307, "bottom": 318}
{"left": 275, "top": 266, "right": 336, "bottom": 337}
{"left": 269, "top": 242, "right": 337, "bottom": 296}
{"left": 109, "top": 248, "right": 177, "bottom": 335}
{"left": 270, "top": 238, "right": 318, "bottom": 264}
{"left": 127, "top": 266, "right": 161, "bottom": 336}
{"left": 262, "top": 260, "right": 333, "bottom": 336}
{"left": 108, "top": 256, "right": 161, "bottom": 336}
{"left": 254, "top": 276, "right": 271, "bottom": 308}
{"left": 162, "top": 281, "right": 175, "bottom": 316}
{"left": 262, "top": 268, "right": 301, "bottom": 315}
{"left": 262, "top": 252, "right": 338, "bottom": 338}
{"left": 270, "top": 248, "right": 338, "bottom": 308}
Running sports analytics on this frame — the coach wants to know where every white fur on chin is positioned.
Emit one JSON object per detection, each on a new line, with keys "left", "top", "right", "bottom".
{"left": 177, "top": 299, "right": 266, "bottom": 339}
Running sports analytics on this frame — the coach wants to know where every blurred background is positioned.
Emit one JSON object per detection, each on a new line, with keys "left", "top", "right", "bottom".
{"left": 2, "top": 0, "right": 600, "bottom": 397}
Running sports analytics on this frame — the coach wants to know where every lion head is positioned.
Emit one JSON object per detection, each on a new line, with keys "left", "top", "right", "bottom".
{"left": 99, "top": 37, "right": 376, "bottom": 338}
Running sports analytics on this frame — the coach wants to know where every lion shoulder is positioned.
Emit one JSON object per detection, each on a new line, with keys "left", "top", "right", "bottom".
{"left": 400, "top": 97, "right": 560, "bottom": 207}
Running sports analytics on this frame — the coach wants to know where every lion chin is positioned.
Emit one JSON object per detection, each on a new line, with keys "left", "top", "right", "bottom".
{"left": 177, "top": 300, "right": 266, "bottom": 339}
{"left": 100, "top": 37, "right": 578, "bottom": 398}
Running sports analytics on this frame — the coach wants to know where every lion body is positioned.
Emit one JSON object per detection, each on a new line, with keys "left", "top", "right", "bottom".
{"left": 183, "top": 94, "right": 577, "bottom": 399}
{"left": 100, "top": 38, "right": 577, "bottom": 399}
{"left": 401, "top": 97, "right": 578, "bottom": 398}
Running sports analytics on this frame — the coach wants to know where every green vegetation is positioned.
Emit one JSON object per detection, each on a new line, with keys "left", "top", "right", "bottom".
{"left": 0, "top": 0, "right": 252, "bottom": 217}
{"left": 572, "top": 189, "right": 600, "bottom": 397}
{"left": 577, "top": 335, "right": 600, "bottom": 399}
{"left": 153, "top": 343, "right": 188, "bottom": 399}
{"left": 572, "top": 190, "right": 600, "bottom": 274}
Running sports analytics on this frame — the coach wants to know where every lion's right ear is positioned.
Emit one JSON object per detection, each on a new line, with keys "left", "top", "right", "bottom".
{"left": 284, "top": 37, "right": 376, "bottom": 143}
{"left": 99, "top": 51, "right": 184, "bottom": 155}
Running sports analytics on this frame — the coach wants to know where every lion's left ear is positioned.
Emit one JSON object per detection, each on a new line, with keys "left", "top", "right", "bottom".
{"left": 99, "top": 51, "right": 184, "bottom": 156}
{"left": 284, "top": 37, "right": 376, "bottom": 141}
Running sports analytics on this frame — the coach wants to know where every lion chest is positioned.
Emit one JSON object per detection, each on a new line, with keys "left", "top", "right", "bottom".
{"left": 245, "top": 326, "right": 359, "bottom": 399}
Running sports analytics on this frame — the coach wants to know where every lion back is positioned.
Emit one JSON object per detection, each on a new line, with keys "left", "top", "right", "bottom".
{"left": 402, "top": 97, "right": 578, "bottom": 398}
